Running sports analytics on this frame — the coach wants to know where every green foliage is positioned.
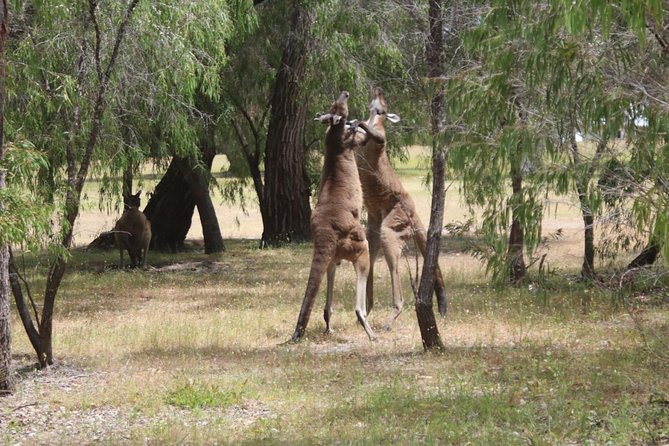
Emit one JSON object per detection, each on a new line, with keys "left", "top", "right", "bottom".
{"left": 0, "top": 140, "right": 53, "bottom": 250}
{"left": 165, "top": 380, "right": 244, "bottom": 410}
{"left": 446, "top": 0, "right": 669, "bottom": 282}
{"left": 7, "top": 0, "right": 257, "bottom": 214}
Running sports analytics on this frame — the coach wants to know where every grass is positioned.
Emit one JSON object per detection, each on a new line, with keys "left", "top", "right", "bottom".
{"left": 6, "top": 239, "right": 669, "bottom": 444}
{"left": 4, "top": 147, "right": 669, "bottom": 444}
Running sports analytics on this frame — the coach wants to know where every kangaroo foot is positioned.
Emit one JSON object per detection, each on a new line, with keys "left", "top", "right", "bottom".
{"left": 290, "top": 327, "right": 305, "bottom": 343}
{"left": 355, "top": 310, "right": 377, "bottom": 341}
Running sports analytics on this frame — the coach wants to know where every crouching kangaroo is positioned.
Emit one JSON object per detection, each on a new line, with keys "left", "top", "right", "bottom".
{"left": 115, "top": 191, "right": 152, "bottom": 269}
{"left": 350, "top": 87, "right": 448, "bottom": 329}
{"left": 291, "top": 91, "right": 375, "bottom": 342}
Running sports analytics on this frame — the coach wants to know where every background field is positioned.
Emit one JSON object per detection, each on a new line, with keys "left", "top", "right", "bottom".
{"left": 2, "top": 149, "right": 668, "bottom": 445}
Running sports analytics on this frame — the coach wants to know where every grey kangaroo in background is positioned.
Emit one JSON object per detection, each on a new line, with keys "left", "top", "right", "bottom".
{"left": 115, "top": 191, "right": 152, "bottom": 269}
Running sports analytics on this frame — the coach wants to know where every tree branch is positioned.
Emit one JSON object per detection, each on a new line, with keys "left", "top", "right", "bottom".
{"left": 88, "top": 0, "right": 103, "bottom": 84}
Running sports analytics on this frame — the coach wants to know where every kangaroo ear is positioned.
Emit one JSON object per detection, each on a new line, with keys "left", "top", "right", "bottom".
{"left": 387, "top": 113, "right": 401, "bottom": 123}
{"left": 315, "top": 113, "right": 331, "bottom": 123}
{"left": 331, "top": 115, "right": 342, "bottom": 125}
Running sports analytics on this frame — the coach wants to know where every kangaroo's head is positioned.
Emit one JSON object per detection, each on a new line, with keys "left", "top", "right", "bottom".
{"left": 368, "top": 87, "right": 400, "bottom": 125}
{"left": 315, "top": 91, "right": 350, "bottom": 126}
{"left": 123, "top": 191, "right": 142, "bottom": 210}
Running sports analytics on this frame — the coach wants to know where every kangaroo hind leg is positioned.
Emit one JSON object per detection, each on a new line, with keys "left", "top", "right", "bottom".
{"left": 323, "top": 262, "right": 337, "bottom": 334}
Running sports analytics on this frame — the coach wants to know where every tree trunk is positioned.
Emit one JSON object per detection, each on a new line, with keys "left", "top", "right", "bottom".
{"left": 0, "top": 0, "right": 12, "bottom": 394}
{"left": 415, "top": 0, "right": 446, "bottom": 351}
{"left": 627, "top": 238, "right": 660, "bottom": 269}
{"left": 8, "top": 250, "right": 44, "bottom": 365}
{"left": 570, "top": 130, "right": 606, "bottom": 279}
{"left": 143, "top": 136, "right": 225, "bottom": 254}
{"left": 580, "top": 202, "right": 595, "bottom": 279}
{"left": 181, "top": 137, "right": 225, "bottom": 254}
{"left": 0, "top": 246, "right": 12, "bottom": 395}
{"left": 143, "top": 157, "right": 196, "bottom": 252}
{"left": 508, "top": 163, "right": 526, "bottom": 284}
{"left": 260, "top": 0, "right": 313, "bottom": 247}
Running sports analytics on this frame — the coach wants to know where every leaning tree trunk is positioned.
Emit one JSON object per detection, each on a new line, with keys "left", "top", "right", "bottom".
{"left": 143, "top": 136, "right": 225, "bottom": 254}
{"left": 144, "top": 158, "right": 196, "bottom": 252}
{"left": 0, "top": 0, "right": 11, "bottom": 394}
{"left": 181, "top": 136, "right": 225, "bottom": 254}
{"left": 415, "top": 0, "right": 446, "bottom": 351}
{"left": 627, "top": 237, "right": 661, "bottom": 269}
{"left": 260, "top": 0, "right": 313, "bottom": 247}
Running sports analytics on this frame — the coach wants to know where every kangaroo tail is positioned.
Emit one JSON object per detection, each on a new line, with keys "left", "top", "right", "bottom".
{"left": 291, "top": 247, "right": 331, "bottom": 342}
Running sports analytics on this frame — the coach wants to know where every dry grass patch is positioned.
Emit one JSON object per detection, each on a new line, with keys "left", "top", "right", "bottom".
{"left": 3, "top": 239, "right": 668, "bottom": 445}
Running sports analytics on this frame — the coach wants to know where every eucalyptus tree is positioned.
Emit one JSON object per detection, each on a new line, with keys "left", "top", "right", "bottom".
{"left": 223, "top": 0, "right": 411, "bottom": 245}
{"left": 444, "top": 1, "right": 549, "bottom": 285}
{"left": 415, "top": 0, "right": 446, "bottom": 351}
{"left": 6, "top": 0, "right": 252, "bottom": 366}
{"left": 547, "top": 0, "right": 669, "bottom": 272}
{"left": 5, "top": 0, "right": 142, "bottom": 367}
{"left": 446, "top": 0, "right": 669, "bottom": 285}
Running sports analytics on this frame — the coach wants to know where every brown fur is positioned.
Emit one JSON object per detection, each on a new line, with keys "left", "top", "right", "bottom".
{"left": 114, "top": 191, "right": 152, "bottom": 269}
{"left": 352, "top": 87, "right": 447, "bottom": 329}
{"left": 291, "top": 92, "right": 375, "bottom": 342}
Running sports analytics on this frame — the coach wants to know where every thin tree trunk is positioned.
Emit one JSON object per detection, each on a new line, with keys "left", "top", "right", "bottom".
{"left": 416, "top": 0, "right": 446, "bottom": 351}
{"left": 8, "top": 251, "right": 44, "bottom": 363}
{"left": 0, "top": 246, "right": 11, "bottom": 395}
{"left": 260, "top": 0, "right": 313, "bottom": 247}
{"left": 569, "top": 130, "right": 606, "bottom": 279}
{"left": 581, "top": 212, "right": 595, "bottom": 277}
{"left": 508, "top": 162, "right": 526, "bottom": 284}
{"left": 0, "top": 0, "right": 12, "bottom": 394}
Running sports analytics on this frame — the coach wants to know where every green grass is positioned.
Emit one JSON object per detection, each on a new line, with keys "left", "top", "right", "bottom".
{"left": 165, "top": 381, "right": 244, "bottom": 410}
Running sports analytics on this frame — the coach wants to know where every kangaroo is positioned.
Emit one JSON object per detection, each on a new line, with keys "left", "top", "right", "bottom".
{"left": 114, "top": 191, "right": 152, "bottom": 269}
{"left": 349, "top": 87, "right": 448, "bottom": 330}
{"left": 291, "top": 91, "right": 375, "bottom": 342}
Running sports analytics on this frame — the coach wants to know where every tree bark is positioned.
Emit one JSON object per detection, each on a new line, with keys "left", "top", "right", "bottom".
{"left": 627, "top": 238, "right": 660, "bottom": 269}
{"left": 0, "top": 246, "right": 12, "bottom": 395}
{"left": 260, "top": 0, "right": 313, "bottom": 247}
{"left": 415, "top": 0, "right": 446, "bottom": 351}
{"left": 508, "top": 94, "right": 528, "bottom": 285}
{"left": 508, "top": 163, "right": 526, "bottom": 284}
{"left": 143, "top": 138, "right": 225, "bottom": 254}
{"left": 143, "top": 157, "right": 196, "bottom": 252}
{"left": 570, "top": 130, "right": 606, "bottom": 280}
{"left": 0, "top": 0, "right": 12, "bottom": 394}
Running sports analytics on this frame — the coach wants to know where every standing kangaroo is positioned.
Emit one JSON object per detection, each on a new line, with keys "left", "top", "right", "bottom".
{"left": 350, "top": 87, "right": 448, "bottom": 329}
{"left": 115, "top": 191, "right": 152, "bottom": 269}
{"left": 291, "top": 91, "right": 375, "bottom": 342}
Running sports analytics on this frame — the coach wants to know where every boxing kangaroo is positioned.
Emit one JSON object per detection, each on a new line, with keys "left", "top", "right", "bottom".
{"left": 291, "top": 91, "right": 375, "bottom": 342}
{"left": 350, "top": 87, "right": 448, "bottom": 329}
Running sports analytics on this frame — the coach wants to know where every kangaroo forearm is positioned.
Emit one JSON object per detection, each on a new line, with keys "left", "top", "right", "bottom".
{"left": 356, "top": 121, "right": 385, "bottom": 143}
